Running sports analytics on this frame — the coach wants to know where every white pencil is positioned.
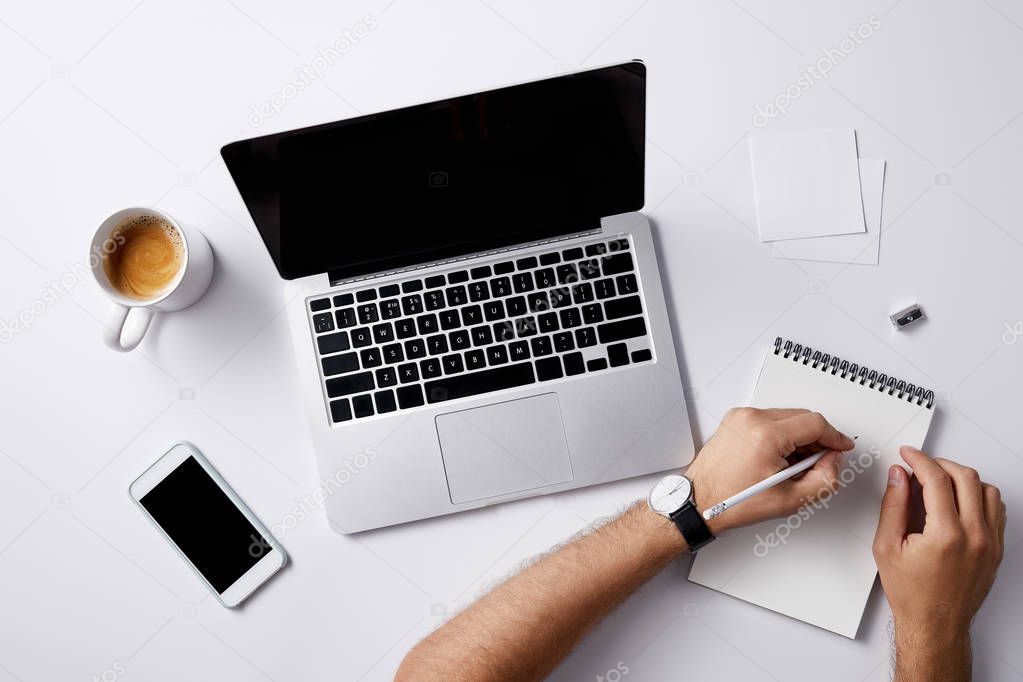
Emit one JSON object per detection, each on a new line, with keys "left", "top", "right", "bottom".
{"left": 702, "top": 451, "right": 827, "bottom": 521}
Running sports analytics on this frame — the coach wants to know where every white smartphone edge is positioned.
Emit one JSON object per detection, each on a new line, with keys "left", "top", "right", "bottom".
{"left": 129, "top": 441, "right": 287, "bottom": 607}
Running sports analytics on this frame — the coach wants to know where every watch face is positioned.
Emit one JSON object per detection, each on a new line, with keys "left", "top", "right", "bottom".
{"left": 648, "top": 474, "right": 692, "bottom": 515}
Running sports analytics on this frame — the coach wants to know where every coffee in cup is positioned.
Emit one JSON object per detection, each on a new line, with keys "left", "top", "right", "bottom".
{"left": 103, "top": 215, "right": 185, "bottom": 300}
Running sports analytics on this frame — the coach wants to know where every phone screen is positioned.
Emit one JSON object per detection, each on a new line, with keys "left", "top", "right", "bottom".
{"left": 140, "top": 456, "right": 272, "bottom": 593}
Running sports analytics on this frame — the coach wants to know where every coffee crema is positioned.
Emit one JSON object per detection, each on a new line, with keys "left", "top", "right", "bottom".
{"left": 103, "top": 215, "right": 184, "bottom": 300}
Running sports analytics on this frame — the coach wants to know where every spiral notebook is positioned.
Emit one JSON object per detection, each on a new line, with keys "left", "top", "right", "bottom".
{"left": 689, "top": 337, "right": 935, "bottom": 638}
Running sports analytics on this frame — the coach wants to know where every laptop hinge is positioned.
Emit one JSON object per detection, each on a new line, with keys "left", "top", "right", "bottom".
{"left": 326, "top": 223, "right": 603, "bottom": 288}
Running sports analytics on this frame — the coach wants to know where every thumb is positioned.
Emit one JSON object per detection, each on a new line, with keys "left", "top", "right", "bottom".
{"left": 789, "top": 450, "right": 842, "bottom": 501}
{"left": 874, "top": 465, "right": 910, "bottom": 555}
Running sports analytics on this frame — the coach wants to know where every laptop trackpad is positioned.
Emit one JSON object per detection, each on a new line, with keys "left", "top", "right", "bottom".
{"left": 437, "top": 393, "right": 574, "bottom": 504}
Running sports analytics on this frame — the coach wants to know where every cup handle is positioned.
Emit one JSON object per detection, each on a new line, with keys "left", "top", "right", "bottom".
{"left": 103, "top": 303, "right": 154, "bottom": 352}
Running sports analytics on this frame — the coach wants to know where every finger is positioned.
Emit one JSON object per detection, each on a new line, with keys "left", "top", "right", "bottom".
{"left": 900, "top": 446, "right": 958, "bottom": 523}
{"left": 778, "top": 412, "right": 855, "bottom": 451}
{"left": 790, "top": 450, "right": 842, "bottom": 499}
{"left": 874, "top": 465, "right": 911, "bottom": 556}
{"left": 760, "top": 408, "right": 811, "bottom": 420}
{"left": 934, "top": 458, "right": 985, "bottom": 528}
{"left": 982, "top": 484, "right": 1001, "bottom": 532}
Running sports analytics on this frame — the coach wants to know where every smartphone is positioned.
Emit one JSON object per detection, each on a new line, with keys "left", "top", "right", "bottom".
{"left": 130, "top": 442, "right": 286, "bottom": 607}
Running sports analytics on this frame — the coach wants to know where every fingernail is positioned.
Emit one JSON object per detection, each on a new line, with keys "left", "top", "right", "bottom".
{"left": 888, "top": 465, "right": 903, "bottom": 487}
{"left": 842, "top": 433, "right": 855, "bottom": 449}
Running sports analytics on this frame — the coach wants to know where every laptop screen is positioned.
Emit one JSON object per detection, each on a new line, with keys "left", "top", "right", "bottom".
{"left": 222, "top": 62, "right": 645, "bottom": 280}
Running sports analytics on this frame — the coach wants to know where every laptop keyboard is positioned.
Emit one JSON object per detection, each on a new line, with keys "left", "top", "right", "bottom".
{"left": 308, "top": 237, "right": 654, "bottom": 424}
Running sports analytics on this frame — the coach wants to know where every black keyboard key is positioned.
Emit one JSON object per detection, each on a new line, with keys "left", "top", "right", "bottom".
{"left": 563, "top": 352, "right": 585, "bottom": 376}
{"left": 516, "top": 256, "right": 538, "bottom": 270}
{"left": 313, "top": 313, "right": 334, "bottom": 333}
{"left": 556, "top": 264, "right": 577, "bottom": 284}
{"left": 446, "top": 286, "right": 467, "bottom": 307}
{"left": 322, "top": 352, "right": 358, "bottom": 376}
{"left": 562, "top": 247, "right": 583, "bottom": 260}
{"left": 352, "top": 394, "right": 374, "bottom": 418}
{"left": 327, "top": 372, "right": 374, "bottom": 397}
{"left": 397, "top": 384, "right": 424, "bottom": 408}
{"left": 427, "top": 334, "right": 448, "bottom": 355}
{"left": 400, "top": 295, "right": 423, "bottom": 317}
{"left": 356, "top": 289, "right": 377, "bottom": 302}
{"left": 468, "top": 281, "right": 490, "bottom": 302}
{"left": 330, "top": 398, "right": 352, "bottom": 422}
{"left": 351, "top": 327, "right": 372, "bottom": 347}
{"left": 582, "top": 303, "right": 604, "bottom": 324}
{"left": 376, "top": 367, "right": 397, "bottom": 387}
{"left": 439, "top": 309, "right": 461, "bottom": 330}
{"left": 404, "top": 338, "right": 426, "bottom": 359}
{"left": 425, "top": 275, "right": 446, "bottom": 288}
{"left": 605, "top": 295, "right": 643, "bottom": 320}
{"left": 494, "top": 261, "right": 514, "bottom": 275}
{"left": 579, "top": 259, "right": 601, "bottom": 280}
{"left": 531, "top": 336, "right": 553, "bottom": 357}
{"left": 442, "top": 353, "right": 465, "bottom": 375}
{"left": 372, "top": 323, "right": 394, "bottom": 344}
{"left": 448, "top": 270, "right": 469, "bottom": 284}
{"left": 493, "top": 321, "right": 515, "bottom": 341}
{"left": 317, "top": 331, "right": 350, "bottom": 354}
{"left": 380, "top": 299, "right": 402, "bottom": 319}
{"left": 609, "top": 237, "right": 629, "bottom": 252}
{"left": 448, "top": 328, "right": 470, "bottom": 350}
{"left": 333, "top": 293, "right": 354, "bottom": 306}
{"left": 506, "top": 296, "right": 527, "bottom": 317}
{"left": 425, "top": 362, "right": 535, "bottom": 403}
{"left": 382, "top": 343, "right": 404, "bottom": 364}
{"left": 559, "top": 308, "right": 581, "bottom": 328}
{"left": 539, "top": 252, "right": 560, "bottom": 265}
{"left": 490, "top": 277, "right": 512, "bottom": 297}
{"left": 572, "top": 282, "right": 594, "bottom": 304}
{"left": 465, "top": 349, "right": 486, "bottom": 370}
{"left": 417, "top": 313, "right": 438, "bottom": 335}
{"left": 398, "top": 362, "right": 419, "bottom": 383}
{"left": 535, "top": 357, "right": 563, "bottom": 381}
{"left": 487, "top": 344, "right": 508, "bottom": 365}
{"left": 509, "top": 340, "right": 530, "bottom": 361}
{"left": 534, "top": 268, "right": 556, "bottom": 289}
{"left": 616, "top": 273, "right": 638, "bottom": 295}
{"left": 513, "top": 272, "right": 534, "bottom": 293}
{"left": 528, "top": 292, "right": 549, "bottom": 312}
{"left": 598, "top": 317, "right": 647, "bottom": 344}
{"left": 380, "top": 284, "right": 400, "bottom": 297}
{"left": 424, "top": 290, "right": 445, "bottom": 310}
{"left": 538, "top": 312, "right": 559, "bottom": 333}
{"left": 395, "top": 319, "right": 417, "bottom": 339}
{"left": 585, "top": 243, "right": 607, "bottom": 257}
{"left": 420, "top": 358, "right": 442, "bottom": 379}
{"left": 575, "top": 327, "right": 597, "bottom": 348}
{"left": 360, "top": 348, "right": 382, "bottom": 368}
{"left": 608, "top": 343, "right": 630, "bottom": 367}
{"left": 471, "top": 325, "right": 493, "bottom": 346}
{"left": 553, "top": 332, "right": 575, "bottom": 353}
{"left": 632, "top": 349, "right": 652, "bottom": 363}
{"left": 595, "top": 279, "right": 616, "bottom": 299}
{"left": 401, "top": 280, "right": 423, "bottom": 293}
{"left": 587, "top": 358, "right": 608, "bottom": 372}
{"left": 602, "top": 252, "right": 634, "bottom": 276}
{"left": 335, "top": 308, "right": 357, "bottom": 328}
{"left": 484, "top": 300, "right": 506, "bottom": 321}
{"left": 358, "top": 303, "right": 379, "bottom": 324}
{"left": 460, "top": 305, "right": 483, "bottom": 326}
{"left": 516, "top": 316, "right": 538, "bottom": 337}
{"left": 310, "top": 298, "right": 331, "bottom": 311}
{"left": 471, "top": 265, "right": 492, "bottom": 279}
{"left": 374, "top": 390, "right": 397, "bottom": 414}
{"left": 549, "top": 289, "right": 570, "bottom": 308}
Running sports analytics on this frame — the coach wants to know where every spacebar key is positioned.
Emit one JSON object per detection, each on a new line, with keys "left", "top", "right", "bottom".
{"left": 597, "top": 316, "right": 647, "bottom": 344}
{"left": 425, "top": 363, "right": 535, "bottom": 403}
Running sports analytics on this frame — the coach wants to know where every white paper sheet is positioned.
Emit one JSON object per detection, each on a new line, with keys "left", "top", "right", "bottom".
{"left": 751, "top": 129, "right": 866, "bottom": 242}
{"left": 772, "top": 159, "right": 886, "bottom": 264}
{"left": 688, "top": 344, "right": 934, "bottom": 638}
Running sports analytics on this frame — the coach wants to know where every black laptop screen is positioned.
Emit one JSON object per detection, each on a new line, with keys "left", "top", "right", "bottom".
{"left": 221, "top": 62, "right": 645, "bottom": 280}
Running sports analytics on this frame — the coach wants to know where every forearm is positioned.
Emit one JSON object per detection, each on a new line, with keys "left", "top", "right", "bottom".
{"left": 396, "top": 502, "right": 687, "bottom": 682}
{"left": 894, "top": 627, "right": 971, "bottom": 682}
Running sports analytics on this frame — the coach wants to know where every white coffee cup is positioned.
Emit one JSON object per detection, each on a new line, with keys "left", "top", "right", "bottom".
{"left": 90, "top": 207, "right": 214, "bottom": 352}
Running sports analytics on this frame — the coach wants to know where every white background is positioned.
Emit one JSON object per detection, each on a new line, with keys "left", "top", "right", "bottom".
{"left": 1, "top": 1, "right": 1021, "bottom": 680}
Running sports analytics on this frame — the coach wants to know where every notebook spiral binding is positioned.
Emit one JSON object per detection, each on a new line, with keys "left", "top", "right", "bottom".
{"left": 773, "top": 337, "right": 934, "bottom": 409}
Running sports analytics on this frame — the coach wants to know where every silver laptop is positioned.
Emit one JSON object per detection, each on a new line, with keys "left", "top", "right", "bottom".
{"left": 222, "top": 61, "right": 695, "bottom": 533}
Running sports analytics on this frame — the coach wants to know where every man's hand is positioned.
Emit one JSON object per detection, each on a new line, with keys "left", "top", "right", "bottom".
{"left": 686, "top": 407, "right": 855, "bottom": 533}
{"left": 873, "top": 447, "right": 1006, "bottom": 682}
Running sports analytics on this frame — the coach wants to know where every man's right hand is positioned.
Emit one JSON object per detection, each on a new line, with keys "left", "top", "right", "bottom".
{"left": 873, "top": 446, "right": 1006, "bottom": 681}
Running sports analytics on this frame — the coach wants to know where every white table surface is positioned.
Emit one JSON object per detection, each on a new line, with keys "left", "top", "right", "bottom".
{"left": 2, "top": 1, "right": 1021, "bottom": 680}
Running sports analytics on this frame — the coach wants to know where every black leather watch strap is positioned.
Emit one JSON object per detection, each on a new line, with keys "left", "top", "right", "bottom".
{"left": 669, "top": 503, "right": 715, "bottom": 551}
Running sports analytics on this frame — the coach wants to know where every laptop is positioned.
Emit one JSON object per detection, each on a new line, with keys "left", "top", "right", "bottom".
{"left": 221, "top": 60, "right": 695, "bottom": 533}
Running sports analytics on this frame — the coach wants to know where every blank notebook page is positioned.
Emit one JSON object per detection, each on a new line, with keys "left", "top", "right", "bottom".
{"left": 688, "top": 339, "right": 934, "bottom": 638}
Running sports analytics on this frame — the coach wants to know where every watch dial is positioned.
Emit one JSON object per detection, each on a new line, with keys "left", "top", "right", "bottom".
{"left": 649, "top": 474, "right": 692, "bottom": 514}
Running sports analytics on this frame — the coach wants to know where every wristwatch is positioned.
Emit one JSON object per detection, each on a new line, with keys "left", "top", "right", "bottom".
{"left": 647, "top": 474, "right": 715, "bottom": 551}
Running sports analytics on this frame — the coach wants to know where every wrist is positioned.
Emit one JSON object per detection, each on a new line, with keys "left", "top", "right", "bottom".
{"left": 628, "top": 502, "right": 689, "bottom": 558}
{"left": 894, "top": 621, "right": 971, "bottom": 681}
